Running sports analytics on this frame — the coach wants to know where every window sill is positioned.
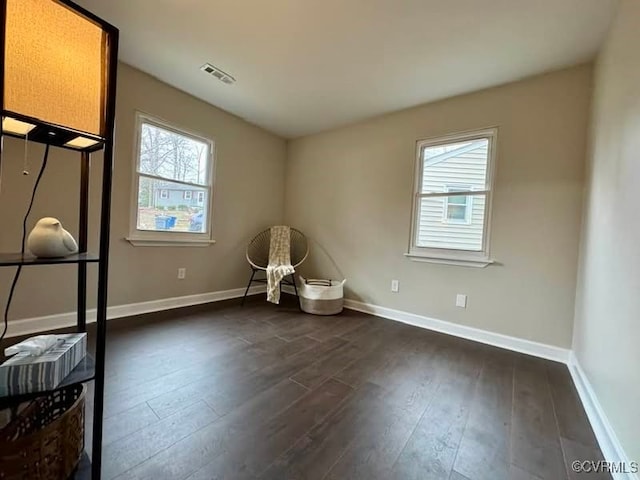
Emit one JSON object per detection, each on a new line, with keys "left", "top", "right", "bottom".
{"left": 404, "top": 252, "right": 494, "bottom": 268}
{"left": 125, "top": 236, "right": 216, "bottom": 247}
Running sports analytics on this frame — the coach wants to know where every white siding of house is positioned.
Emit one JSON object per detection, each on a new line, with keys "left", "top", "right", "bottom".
{"left": 417, "top": 144, "right": 488, "bottom": 251}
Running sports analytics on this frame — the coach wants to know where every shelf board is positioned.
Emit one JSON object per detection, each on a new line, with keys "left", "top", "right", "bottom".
{"left": 0, "top": 354, "right": 95, "bottom": 409}
{"left": 0, "top": 252, "right": 100, "bottom": 267}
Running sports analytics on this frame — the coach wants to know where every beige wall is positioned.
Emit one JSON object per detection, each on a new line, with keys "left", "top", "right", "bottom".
{"left": 573, "top": 0, "right": 640, "bottom": 463}
{"left": 285, "top": 65, "right": 592, "bottom": 348}
{"left": 0, "top": 63, "right": 286, "bottom": 321}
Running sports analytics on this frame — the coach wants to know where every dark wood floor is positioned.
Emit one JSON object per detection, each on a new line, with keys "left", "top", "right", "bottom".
{"left": 83, "top": 296, "right": 607, "bottom": 479}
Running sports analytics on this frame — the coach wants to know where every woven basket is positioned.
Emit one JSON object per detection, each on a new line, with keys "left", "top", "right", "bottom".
{"left": 299, "top": 277, "right": 345, "bottom": 315}
{"left": 0, "top": 384, "right": 85, "bottom": 480}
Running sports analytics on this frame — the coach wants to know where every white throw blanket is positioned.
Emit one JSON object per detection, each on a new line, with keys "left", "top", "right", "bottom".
{"left": 266, "top": 226, "right": 295, "bottom": 304}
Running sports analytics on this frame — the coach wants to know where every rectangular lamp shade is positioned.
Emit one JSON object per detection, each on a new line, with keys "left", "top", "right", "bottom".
{"left": 3, "top": 0, "right": 107, "bottom": 138}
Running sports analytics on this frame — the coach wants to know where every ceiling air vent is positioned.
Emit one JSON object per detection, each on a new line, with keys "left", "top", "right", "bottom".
{"left": 200, "top": 63, "right": 236, "bottom": 85}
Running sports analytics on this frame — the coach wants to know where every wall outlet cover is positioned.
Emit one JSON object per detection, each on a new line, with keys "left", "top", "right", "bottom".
{"left": 456, "top": 294, "right": 467, "bottom": 308}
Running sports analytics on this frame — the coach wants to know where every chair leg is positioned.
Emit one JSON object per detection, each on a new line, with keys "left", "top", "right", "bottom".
{"left": 241, "top": 269, "right": 257, "bottom": 306}
{"left": 291, "top": 274, "right": 301, "bottom": 310}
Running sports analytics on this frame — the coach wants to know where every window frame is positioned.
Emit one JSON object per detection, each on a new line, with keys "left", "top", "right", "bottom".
{"left": 183, "top": 190, "right": 193, "bottom": 201}
{"left": 127, "top": 112, "right": 216, "bottom": 247}
{"left": 406, "top": 127, "right": 497, "bottom": 267}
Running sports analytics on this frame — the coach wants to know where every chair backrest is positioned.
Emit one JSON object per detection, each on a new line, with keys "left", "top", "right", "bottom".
{"left": 246, "top": 227, "right": 309, "bottom": 270}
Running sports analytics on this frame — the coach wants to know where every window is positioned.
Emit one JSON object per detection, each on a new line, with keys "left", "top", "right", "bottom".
{"left": 128, "top": 113, "right": 215, "bottom": 247}
{"left": 407, "top": 128, "right": 497, "bottom": 267}
{"left": 443, "top": 186, "right": 472, "bottom": 224}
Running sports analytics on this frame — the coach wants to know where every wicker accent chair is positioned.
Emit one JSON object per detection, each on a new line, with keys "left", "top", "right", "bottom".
{"left": 241, "top": 227, "right": 309, "bottom": 305}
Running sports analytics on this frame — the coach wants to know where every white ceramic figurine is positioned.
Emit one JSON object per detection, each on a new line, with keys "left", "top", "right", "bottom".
{"left": 27, "top": 217, "right": 79, "bottom": 258}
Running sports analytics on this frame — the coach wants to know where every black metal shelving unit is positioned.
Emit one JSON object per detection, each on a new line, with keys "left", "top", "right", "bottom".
{"left": 0, "top": 1, "right": 119, "bottom": 478}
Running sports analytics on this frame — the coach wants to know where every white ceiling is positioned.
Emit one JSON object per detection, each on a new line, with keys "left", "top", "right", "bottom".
{"left": 76, "top": 0, "right": 617, "bottom": 138}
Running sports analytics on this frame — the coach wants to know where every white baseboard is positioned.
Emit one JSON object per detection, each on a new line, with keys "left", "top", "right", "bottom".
{"left": 4, "top": 285, "right": 266, "bottom": 339}
{"left": 568, "top": 352, "right": 638, "bottom": 480}
{"left": 342, "top": 298, "right": 570, "bottom": 363}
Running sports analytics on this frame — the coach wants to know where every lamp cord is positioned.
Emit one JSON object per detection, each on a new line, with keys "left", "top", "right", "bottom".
{"left": 1, "top": 144, "right": 50, "bottom": 344}
{"left": 23, "top": 131, "right": 30, "bottom": 175}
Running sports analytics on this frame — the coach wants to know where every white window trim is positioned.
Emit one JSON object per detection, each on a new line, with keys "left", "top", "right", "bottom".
{"left": 407, "top": 127, "right": 498, "bottom": 267}
{"left": 126, "top": 112, "right": 216, "bottom": 247}
{"left": 183, "top": 190, "right": 193, "bottom": 200}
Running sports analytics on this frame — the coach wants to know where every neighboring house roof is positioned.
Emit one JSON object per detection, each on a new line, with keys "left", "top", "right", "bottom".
{"left": 424, "top": 140, "right": 487, "bottom": 167}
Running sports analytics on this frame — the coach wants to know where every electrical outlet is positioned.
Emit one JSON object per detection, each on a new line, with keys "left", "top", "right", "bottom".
{"left": 178, "top": 268, "right": 186, "bottom": 279}
{"left": 456, "top": 294, "right": 467, "bottom": 308}
{"left": 391, "top": 279, "right": 400, "bottom": 293}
